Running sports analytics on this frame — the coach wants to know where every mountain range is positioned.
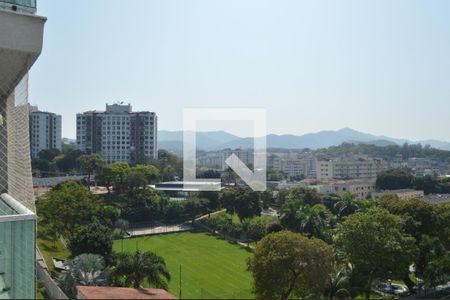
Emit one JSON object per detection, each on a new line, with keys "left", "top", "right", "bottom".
{"left": 158, "top": 128, "right": 450, "bottom": 155}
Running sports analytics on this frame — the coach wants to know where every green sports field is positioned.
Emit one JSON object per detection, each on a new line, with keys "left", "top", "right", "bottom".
{"left": 113, "top": 231, "right": 254, "bottom": 299}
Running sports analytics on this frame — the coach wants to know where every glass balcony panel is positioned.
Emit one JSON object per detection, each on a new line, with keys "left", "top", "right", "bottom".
{"left": 0, "top": 0, "right": 36, "bottom": 9}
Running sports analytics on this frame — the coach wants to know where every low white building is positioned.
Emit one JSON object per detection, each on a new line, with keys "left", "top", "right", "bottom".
{"left": 372, "top": 189, "right": 425, "bottom": 200}
{"left": 316, "top": 155, "right": 388, "bottom": 181}
{"left": 310, "top": 179, "right": 377, "bottom": 199}
{"left": 268, "top": 152, "right": 316, "bottom": 178}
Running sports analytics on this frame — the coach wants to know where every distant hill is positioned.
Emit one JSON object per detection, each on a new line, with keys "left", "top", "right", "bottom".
{"left": 134, "top": 128, "right": 450, "bottom": 153}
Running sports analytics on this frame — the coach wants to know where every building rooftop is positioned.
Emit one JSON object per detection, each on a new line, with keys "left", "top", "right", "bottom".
{"left": 76, "top": 286, "right": 177, "bottom": 300}
{"left": 154, "top": 181, "right": 222, "bottom": 192}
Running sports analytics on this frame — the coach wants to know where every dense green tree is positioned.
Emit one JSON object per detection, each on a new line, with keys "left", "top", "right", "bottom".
{"left": 335, "top": 208, "right": 418, "bottom": 299}
{"left": 197, "top": 191, "right": 221, "bottom": 210}
{"left": 111, "top": 162, "right": 131, "bottom": 193}
{"left": 95, "top": 166, "right": 116, "bottom": 193}
{"left": 78, "top": 154, "right": 105, "bottom": 185}
{"left": 266, "top": 221, "right": 283, "bottom": 234}
{"left": 125, "top": 171, "right": 148, "bottom": 191}
{"left": 184, "top": 197, "right": 210, "bottom": 218}
{"left": 419, "top": 235, "right": 450, "bottom": 288}
{"left": 38, "top": 148, "right": 61, "bottom": 161}
{"left": 378, "top": 195, "right": 450, "bottom": 289}
{"left": 434, "top": 202, "right": 450, "bottom": 250}
{"left": 36, "top": 180, "right": 106, "bottom": 238}
{"left": 287, "top": 187, "right": 322, "bottom": 206}
{"left": 267, "top": 168, "right": 287, "bottom": 181}
{"left": 133, "top": 164, "right": 160, "bottom": 183}
{"left": 221, "top": 188, "right": 262, "bottom": 221}
{"left": 247, "top": 231, "right": 333, "bottom": 299}
{"left": 161, "top": 165, "right": 176, "bottom": 181}
{"left": 378, "top": 195, "right": 437, "bottom": 241}
{"left": 376, "top": 168, "right": 413, "bottom": 190}
{"left": 242, "top": 217, "right": 266, "bottom": 243}
{"left": 197, "top": 169, "right": 221, "bottom": 179}
{"left": 150, "top": 149, "right": 182, "bottom": 180}
{"left": 412, "top": 175, "right": 450, "bottom": 195}
{"left": 55, "top": 148, "right": 83, "bottom": 173}
{"left": 68, "top": 220, "right": 113, "bottom": 262}
{"left": 112, "top": 251, "right": 171, "bottom": 289}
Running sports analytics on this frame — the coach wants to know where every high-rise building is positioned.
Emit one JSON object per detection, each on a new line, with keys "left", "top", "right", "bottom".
{"left": 29, "top": 105, "right": 62, "bottom": 158}
{"left": 0, "top": 0, "right": 46, "bottom": 298}
{"left": 76, "top": 103, "right": 158, "bottom": 164}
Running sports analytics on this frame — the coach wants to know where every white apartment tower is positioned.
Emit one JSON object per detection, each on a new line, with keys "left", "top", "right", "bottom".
{"left": 76, "top": 103, "right": 157, "bottom": 164}
{"left": 29, "top": 105, "right": 62, "bottom": 158}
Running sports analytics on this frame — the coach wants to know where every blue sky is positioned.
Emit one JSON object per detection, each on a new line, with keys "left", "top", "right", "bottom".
{"left": 30, "top": 0, "right": 450, "bottom": 140}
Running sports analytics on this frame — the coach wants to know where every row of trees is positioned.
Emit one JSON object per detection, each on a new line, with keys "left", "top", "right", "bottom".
{"left": 376, "top": 168, "right": 450, "bottom": 194}
{"left": 201, "top": 213, "right": 276, "bottom": 243}
{"left": 316, "top": 142, "right": 450, "bottom": 164}
{"left": 32, "top": 145, "right": 84, "bottom": 176}
{"left": 246, "top": 192, "right": 450, "bottom": 299}
{"left": 32, "top": 146, "right": 183, "bottom": 183}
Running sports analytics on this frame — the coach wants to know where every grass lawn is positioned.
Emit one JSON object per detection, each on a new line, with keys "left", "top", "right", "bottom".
{"left": 36, "top": 226, "right": 70, "bottom": 273}
{"left": 113, "top": 231, "right": 254, "bottom": 299}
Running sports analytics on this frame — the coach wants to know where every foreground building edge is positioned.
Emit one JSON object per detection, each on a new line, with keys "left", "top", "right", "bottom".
{"left": 0, "top": 1, "right": 46, "bottom": 298}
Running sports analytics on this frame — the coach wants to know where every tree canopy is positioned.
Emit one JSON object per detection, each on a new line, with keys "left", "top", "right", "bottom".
{"left": 376, "top": 168, "right": 413, "bottom": 190}
{"left": 247, "top": 231, "right": 333, "bottom": 299}
{"left": 336, "top": 208, "right": 418, "bottom": 299}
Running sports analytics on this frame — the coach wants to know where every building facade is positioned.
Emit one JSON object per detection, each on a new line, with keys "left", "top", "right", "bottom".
{"left": 197, "top": 148, "right": 254, "bottom": 171}
{"left": 0, "top": 0, "right": 45, "bottom": 298}
{"left": 29, "top": 105, "right": 62, "bottom": 158}
{"left": 76, "top": 103, "right": 157, "bottom": 164}
{"left": 268, "top": 152, "right": 316, "bottom": 178}
{"left": 316, "top": 156, "right": 388, "bottom": 181}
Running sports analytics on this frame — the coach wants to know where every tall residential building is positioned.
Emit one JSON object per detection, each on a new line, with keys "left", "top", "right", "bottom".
{"left": 29, "top": 105, "right": 62, "bottom": 158}
{"left": 76, "top": 103, "right": 158, "bottom": 164}
{"left": 0, "top": 0, "right": 46, "bottom": 298}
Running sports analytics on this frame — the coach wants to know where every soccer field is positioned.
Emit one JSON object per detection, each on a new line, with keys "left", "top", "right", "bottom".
{"left": 113, "top": 231, "right": 254, "bottom": 299}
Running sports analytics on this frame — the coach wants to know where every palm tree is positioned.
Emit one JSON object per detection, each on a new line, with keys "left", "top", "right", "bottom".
{"left": 113, "top": 251, "right": 171, "bottom": 289}
{"left": 280, "top": 197, "right": 304, "bottom": 231}
{"left": 357, "top": 198, "right": 377, "bottom": 212}
{"left": 326, "top": 266, "right": 351, "bottom": 299}
{"left": 334, "top": 192, "right": 360, "bottom": 218}
{"left": 297, "top": 204, "right": 330, "bottom": 240}
{"left": 60, "top": 254, "right": 109, "bottom": 297}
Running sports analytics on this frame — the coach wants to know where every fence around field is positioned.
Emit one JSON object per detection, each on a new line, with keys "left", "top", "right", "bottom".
{"left": 127, "top": 222, "right": 194, "bottom": 237}
{"left": 199, "top": 288, "right": 253, "bottom": 299}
